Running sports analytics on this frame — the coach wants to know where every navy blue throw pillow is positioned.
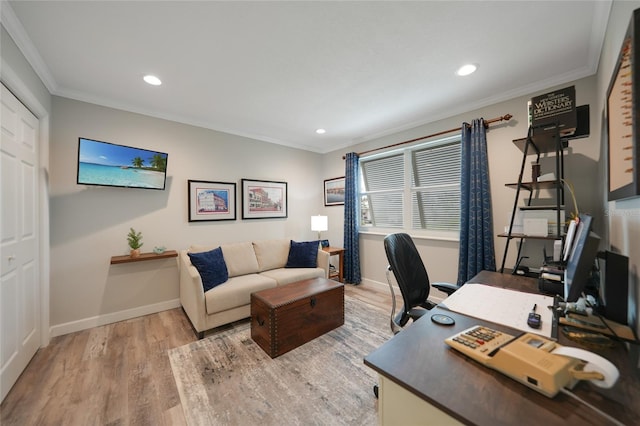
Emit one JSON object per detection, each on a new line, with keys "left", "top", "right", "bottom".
{"left": 188, "top": 247, "right": 228, "bottom": 292}
{"left": 285, "top": 240, "right": 319, "bottom": 268}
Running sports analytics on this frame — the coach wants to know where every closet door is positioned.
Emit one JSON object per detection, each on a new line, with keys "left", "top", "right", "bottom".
{"left": 1, "top": 83, "right": 41, "bottom": 402}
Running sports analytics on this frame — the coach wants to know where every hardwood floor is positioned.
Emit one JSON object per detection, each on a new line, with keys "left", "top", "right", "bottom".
{"left": 0, "top": 282, "right": 391, "bottom": 426}
{"left": 344, "top": 281, "right": 393, "bottom": 311}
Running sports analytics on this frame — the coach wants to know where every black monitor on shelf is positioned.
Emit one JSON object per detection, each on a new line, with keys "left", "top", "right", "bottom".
{"left": 563, "top": 214, "right": 600, "bottom": 303}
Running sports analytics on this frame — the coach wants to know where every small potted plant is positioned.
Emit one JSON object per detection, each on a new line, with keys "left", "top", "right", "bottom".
{"left": 127, "top": 228, "right": 143, "bottom": 258}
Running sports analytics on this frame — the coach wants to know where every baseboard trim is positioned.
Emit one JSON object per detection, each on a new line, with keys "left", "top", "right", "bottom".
{"left": 359, "top": 277, "right": 391, "bottom": 293}
{"left": 358, "top": 278, "right": 446, "bottom": 304}
{"left": 49, "top": 299, "right": 181, "bottom": 338}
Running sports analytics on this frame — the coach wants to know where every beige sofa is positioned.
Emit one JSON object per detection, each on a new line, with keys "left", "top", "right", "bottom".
{"left": 180, "top": 239, "right": 330, "bottom": 338}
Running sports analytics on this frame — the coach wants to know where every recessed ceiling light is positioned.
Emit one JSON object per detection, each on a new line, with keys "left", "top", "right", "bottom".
{"left": 316, "top": 128, "right": 326, "bottom": 134}
{"left": 143, "top": 75, "right": 162, "bottom": 86}
{"left": 456, "top": 64, "right": 477, "bottom": 76}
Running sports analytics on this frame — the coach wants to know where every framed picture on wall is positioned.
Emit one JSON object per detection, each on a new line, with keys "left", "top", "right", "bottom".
{"left": 241, "top": 178, "right": 288, "bottom": 219}
{"left": 324, "top": 176, "right": 345, "bottom": 206}
{"left": 607, "top": 9, "right": 640, "bottom": 201}
{"left": 188, "top": 180, "right": 236, "bottom": 222}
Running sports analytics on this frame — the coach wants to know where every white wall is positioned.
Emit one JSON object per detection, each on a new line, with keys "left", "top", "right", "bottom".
{"left": 49, "top": 96, "right": 325, "bottom": 335}
{"left": 597, "top": 0, "right": 640, "bottom": 337}
{"left": 326, "top": 76, "right": 600, "bottom": 295}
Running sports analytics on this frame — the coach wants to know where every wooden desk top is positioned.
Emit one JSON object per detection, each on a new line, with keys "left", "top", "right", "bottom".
{"left": 364, "top": 271, "right": 640, "bottom": 425}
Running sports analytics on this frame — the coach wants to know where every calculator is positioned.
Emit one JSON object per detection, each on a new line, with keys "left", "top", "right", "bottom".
{"left": 445, "top": 325, "right": 517, "bottom": 364}
{"left": 445, "top": 325, "right": 583, "bottom": 398}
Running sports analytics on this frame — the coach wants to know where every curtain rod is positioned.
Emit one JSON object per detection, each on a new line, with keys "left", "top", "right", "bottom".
{"left": 343, "top": 113, "right": 513, "bottom": 159}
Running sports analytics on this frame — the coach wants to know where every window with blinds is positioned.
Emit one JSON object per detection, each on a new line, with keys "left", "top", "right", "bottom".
{"left": 360, "top": 136, "right": 461, "bottom": 237}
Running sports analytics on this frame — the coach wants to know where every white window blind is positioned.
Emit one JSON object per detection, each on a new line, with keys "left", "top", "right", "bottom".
{"left": 411, "top": 142, "right": 461, "bottom": 231}
{"left": 360, "top": 137, "right": 461, "bottom": 236}
{"left": 360, "top": 153, "right": 404, "bottom": 228}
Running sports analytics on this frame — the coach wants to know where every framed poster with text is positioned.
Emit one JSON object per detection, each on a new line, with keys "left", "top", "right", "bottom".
{"left": 607, "top": 9, "right": 640, "bottom": 201}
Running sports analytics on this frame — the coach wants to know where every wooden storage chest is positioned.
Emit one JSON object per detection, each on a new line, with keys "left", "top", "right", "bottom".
{"left": 250, "top": 277, "right": 344, "bottom": 358}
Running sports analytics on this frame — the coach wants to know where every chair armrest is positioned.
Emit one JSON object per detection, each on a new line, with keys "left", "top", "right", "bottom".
{"left": 432, "top": 282, "right": 459, "bottom": 296}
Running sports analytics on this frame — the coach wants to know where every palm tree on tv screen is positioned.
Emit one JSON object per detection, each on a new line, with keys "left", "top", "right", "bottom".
{"left": 150, "top": 154, "right": 166, "bottom": 171}
{"left": 132, "top": 157, "right": 144, "bottom": 168}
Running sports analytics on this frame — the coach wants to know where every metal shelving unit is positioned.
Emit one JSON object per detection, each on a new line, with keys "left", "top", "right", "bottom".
{"left": 499, "top": 126, "right": 567, "bottom": 273}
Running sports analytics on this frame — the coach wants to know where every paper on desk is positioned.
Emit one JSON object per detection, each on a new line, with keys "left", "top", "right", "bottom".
{"left": 440, "top": 283, "right": 554, "bottom": 338}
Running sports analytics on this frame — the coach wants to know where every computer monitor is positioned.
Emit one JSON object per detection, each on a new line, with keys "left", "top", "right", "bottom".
{"left": 564, "top": 214, "right": 600, "bottom": 303}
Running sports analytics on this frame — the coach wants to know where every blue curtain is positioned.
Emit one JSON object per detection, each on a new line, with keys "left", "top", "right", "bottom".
{"left": 343, "top": 152, "right": 361, "bottom": 284}
{"left": 457, "top": 119, "right": 496, "bottom": 285}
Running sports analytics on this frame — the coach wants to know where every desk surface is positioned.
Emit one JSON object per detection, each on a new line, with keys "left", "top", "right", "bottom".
{"left": 364, "top": 271, "right": 640, "bottom": 425}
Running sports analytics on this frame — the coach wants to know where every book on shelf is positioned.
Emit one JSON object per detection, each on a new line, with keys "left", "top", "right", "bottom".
{"left": 531, "top": 85, "right": 577, "bottom": 138}
{"left": 563, "top": 217, "right": 581, "bottom": 262}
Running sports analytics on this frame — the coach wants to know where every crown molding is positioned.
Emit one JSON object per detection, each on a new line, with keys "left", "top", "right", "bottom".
{"left": 1, "top": 0, "right": 57, "bottom": 93}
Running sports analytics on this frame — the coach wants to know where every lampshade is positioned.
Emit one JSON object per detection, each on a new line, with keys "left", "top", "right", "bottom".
{"left": 311, "top": 215, "right": 328, "bottom": 232}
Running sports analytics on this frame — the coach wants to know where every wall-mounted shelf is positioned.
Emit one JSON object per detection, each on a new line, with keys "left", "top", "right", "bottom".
{"left": 110, "top": 250, "right": 178, "bottom": 264}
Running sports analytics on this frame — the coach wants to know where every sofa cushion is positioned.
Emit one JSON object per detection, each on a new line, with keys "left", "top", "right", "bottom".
{"left": 187, "top": 247, "right": 228, "bottom": 291}
{"left": 253, "top": 239, "right": 289, "bottom": 272}
{"left": 205, "top": 274, "right": 277, "bottom": 314}
{"left": 189, "top": 244, "right": 216, "bottom": 253}
{"left": 220, "top": 242, "right": 259, "bottom": 277}
{"left": 260, "top": 267, "right": 325, "bottom": 286}
{"left": 285, "top": 240, "right": 319, "bottom": 268}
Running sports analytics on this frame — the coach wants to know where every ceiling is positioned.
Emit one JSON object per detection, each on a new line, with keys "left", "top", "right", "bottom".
{"left": 3, "top": 1, "right": 611, "bottom": 154}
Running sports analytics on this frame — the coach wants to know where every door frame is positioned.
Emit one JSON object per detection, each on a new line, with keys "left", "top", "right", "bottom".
{"left": 2, "top": 61, "right": 51, "bottom": 347}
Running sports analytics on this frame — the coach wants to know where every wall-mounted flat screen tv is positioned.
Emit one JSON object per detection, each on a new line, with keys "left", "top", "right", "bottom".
{"left": 77, "top": 137, "right": 168, "bottom": 190}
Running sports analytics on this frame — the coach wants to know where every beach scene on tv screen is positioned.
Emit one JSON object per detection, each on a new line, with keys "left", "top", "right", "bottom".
{"left": 78, "top": 139, "right": 167, "bottom": 189}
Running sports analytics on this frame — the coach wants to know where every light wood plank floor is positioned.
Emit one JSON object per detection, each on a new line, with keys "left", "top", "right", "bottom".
{"left": 1, "top": 282, "right": 392, "bottom": 426}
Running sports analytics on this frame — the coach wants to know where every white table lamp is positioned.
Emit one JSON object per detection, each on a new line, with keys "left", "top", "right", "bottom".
{"left": 311, "top": 215, "right": 328, "bottom": 240}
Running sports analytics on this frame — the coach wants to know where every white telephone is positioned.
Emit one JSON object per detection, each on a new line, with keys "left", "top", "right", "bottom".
{"left": 445, "top": 325, "right": 619, "bottom": 398}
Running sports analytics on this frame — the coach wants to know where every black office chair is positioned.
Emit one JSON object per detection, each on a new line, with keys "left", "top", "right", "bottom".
{"left": 373, "top": 233, "right": 460, "bottom": 398}
{"left": 383, "top": 232, "right": 459, "bottom": 333}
